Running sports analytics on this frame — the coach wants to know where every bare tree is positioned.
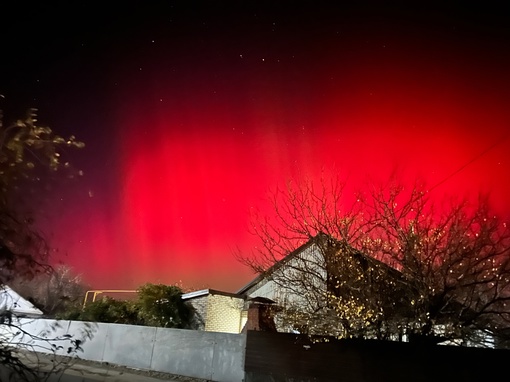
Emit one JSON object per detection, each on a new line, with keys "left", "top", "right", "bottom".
{"left": 238, "top": 177, "right": 510, "bottom": 347}
{"left": 10, "top": 265, "right": 88, "bottom": 317}
{"left": 0, "top": 105, "right": 84, "bottom": 285}
{"left": 0, "top": 104, "right": 85, "bottom": 379}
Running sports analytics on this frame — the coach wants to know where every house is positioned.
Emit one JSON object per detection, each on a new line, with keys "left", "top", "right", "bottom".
{"left": 234, "top": 233, "right": 480, "bottom": 342}
{"left": 234, "top": 233, "right": 410, "bottom": 336}
{"left": 0, "top": 285, "right": 44, "bottom": 319}
{"left": 179, "top": 238, "right": 323, "bottom": 334}
{"left": 182, "top": 289, "right": 245, "bottom": 333}
{"left": 183, "top": 233, "right": 405, "bottom": 336}
{"left": 237, "top": 236, "right": 325, "bottom": 305}
{"left": 182, "top": 234, "right": 363, "bottom": 334}
{"left": 184, "top": 233, "right": 503, "bottom": 347}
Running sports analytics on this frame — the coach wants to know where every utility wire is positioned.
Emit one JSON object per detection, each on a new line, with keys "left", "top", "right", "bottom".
{"left": 428, "top": 131, "right": 510, "bottom": 194}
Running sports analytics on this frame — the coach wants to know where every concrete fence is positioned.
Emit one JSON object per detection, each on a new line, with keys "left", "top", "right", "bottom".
{"left": 2, "top": 318, "right": 246, "bottom": 382}
{"left": 5, "top": 318, "right": 510, "bottom": 382}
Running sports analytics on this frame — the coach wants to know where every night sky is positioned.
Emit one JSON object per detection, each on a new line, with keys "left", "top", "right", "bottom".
{"left": 1, "top": 2, "right": 509, "bottom": 292}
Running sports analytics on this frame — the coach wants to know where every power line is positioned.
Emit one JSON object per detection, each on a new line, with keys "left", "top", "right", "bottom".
{"left": 428, "top": 131, "right": 510, "bottom": 193}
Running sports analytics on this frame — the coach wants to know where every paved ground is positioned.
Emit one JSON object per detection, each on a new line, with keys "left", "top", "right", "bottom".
{"left": 1, "top": 351, "right": 209, "bottom": 382}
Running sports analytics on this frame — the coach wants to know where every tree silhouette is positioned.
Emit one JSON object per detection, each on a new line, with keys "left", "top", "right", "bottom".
{"left": 239, "top": 177, "right": 510, "bottom": 347}
{"left": 0, "top": 104, "right": 85, "bottom": 380}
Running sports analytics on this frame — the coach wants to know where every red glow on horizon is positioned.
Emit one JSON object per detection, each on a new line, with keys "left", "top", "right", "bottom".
{"left": 46, "top": 18, "right": 510, "bottom": 292}
{"left": 110, "top": 85, "right": 509, "bottom": 291}
{"left": 51, "top": 91, "right": 510, "bottom": 293}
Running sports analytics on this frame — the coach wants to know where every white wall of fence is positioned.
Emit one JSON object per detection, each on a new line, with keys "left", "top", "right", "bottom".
{"left": 1, "top": 318, "right": 246, "bottom": 382}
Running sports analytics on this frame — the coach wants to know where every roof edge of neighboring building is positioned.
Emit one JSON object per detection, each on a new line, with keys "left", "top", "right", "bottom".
{"left": 236, "top": 233, "right": 324, "bottom": 295}
{"left": 0, "top": 284, "right": 44, "bottom": 316}
{"left": 182, "top": 288, "right": 243, "bottom": 300}
{"left": 235, "top": 231, "right": 405, "bottom": 296}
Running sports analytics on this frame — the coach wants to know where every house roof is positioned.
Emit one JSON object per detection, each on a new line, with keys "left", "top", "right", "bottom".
{"left": 236, "top": 232, "right": 406, "bottom": 296}
{"left": 236, "top": 233, "right": 326, "bottom": 295}
{"left": 247, "top": 296, "right": 276, "bottom": 304}
{"left": 0, "top": 285, "right": 43, "bottom": 317}
{"left": 181, "top": 288, "right": 243, "bottom": 300}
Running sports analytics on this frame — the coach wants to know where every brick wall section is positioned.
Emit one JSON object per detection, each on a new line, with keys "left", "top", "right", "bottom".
{"left": 205, "top": 294, "right": 244, "bottom": 333}
{"left": 245, "top": 306, "right": 261, "bottom": 331}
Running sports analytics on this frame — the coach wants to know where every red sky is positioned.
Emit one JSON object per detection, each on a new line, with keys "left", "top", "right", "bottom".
{"left": 2, "top": 3, "right": 509, "bottom": 292}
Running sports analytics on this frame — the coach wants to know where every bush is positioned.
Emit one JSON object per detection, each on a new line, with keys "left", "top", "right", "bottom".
{"left": 60, "top": 283, "right": 194, "bottom": 328}
{"left": 137, "top": 283, "right": 193, "bottom": 328}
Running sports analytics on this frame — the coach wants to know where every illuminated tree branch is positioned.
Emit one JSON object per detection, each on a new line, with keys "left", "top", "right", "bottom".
{"left": 238, "top": 176, "right": 510, "bottom": 347}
